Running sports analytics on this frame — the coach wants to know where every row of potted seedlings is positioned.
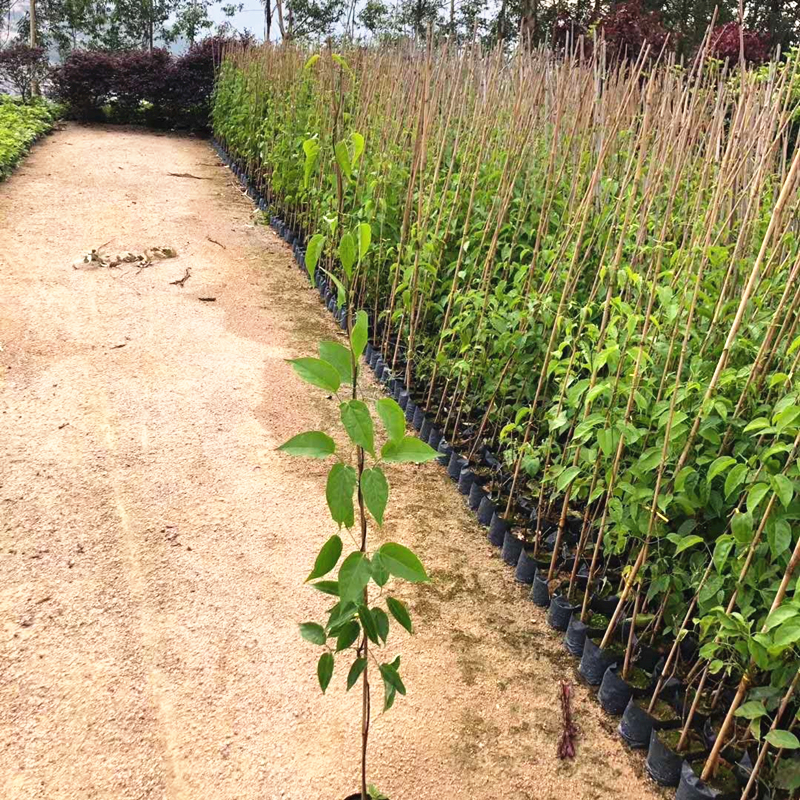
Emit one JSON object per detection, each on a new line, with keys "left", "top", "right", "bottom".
{"left": 211, "top": 138, "right": 785, "bottom": 800}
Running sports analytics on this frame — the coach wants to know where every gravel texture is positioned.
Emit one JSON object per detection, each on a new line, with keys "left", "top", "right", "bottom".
{"left": 0, "top": 124, "right": 666, "bottom": 800}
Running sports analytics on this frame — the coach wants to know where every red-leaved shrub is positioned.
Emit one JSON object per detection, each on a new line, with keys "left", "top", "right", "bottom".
{"left": 708, "top": 23, "right": 771, "bottom": 65}
{"left": 597, "top": 0, "right": 669, "bottom": 61}
{"left": 0, "top": 44, "right": 50, "bottom": 102}
{"left": 51, "top": 36, "right": 241, "bottom": 127}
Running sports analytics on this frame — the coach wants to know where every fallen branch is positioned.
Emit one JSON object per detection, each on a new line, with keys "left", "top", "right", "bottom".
{"left": 206, "top": 236, "right": 226, "bottom": 249}
{"left": 557, "top": 681, "right": 579, "bottom": 759}
{"left": 170, "top": 267, "right": 192, "bottom": 288}
{"left": 167, "top": 172, "right": 209, "bottom": 180}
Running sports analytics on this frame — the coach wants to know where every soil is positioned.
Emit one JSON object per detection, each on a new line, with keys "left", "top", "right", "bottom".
{"left": 641, "top": 698, "right": 680, "bottom": 723}
{"left": 0, "top": 124, "right": 667, "bottom": 800}
{"left": 659, "top": 728, "right": 706, "bottom": 757}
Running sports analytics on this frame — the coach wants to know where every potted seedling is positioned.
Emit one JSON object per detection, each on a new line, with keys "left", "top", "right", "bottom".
{"left": 279, "top": 52, "right": 439, "bottom": 800}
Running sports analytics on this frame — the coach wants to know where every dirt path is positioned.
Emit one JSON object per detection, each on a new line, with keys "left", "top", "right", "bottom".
{"left": 0, "top": 125, "right": 664, "bottom": 800}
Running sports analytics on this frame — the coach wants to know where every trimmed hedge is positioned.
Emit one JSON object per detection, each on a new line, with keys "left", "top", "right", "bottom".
{"left": 51, "top": 37, "right": 228, "bottom": 129}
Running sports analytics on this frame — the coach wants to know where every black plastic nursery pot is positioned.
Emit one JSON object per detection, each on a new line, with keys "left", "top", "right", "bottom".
{"left": 436, "top": 439, "right": 453, "bottom": 466}
{"left": 467, "top": 480, "right": 486, "bottom": 511}
{"left": 488, "top": 512, "right": 509, "bottom": 547}
{"left": 398, "top": 390, "right": 410, "bottom": 411}
{"left": 646, "top": 727, "right": 709, "bottom": 788}
{"left": 618, "top": 695, "right": 681, "bottom": 750}
{"left": 476, "top": 495, "right": 496, "bottom": 527}
{"left": 426, "top": 426, "right": 443, "bottom": 450}
{"left": 457, "top": 466, "right": 475, "bottom": 495}
{"left": 530, "top": 569, "right": 550, "bottom": 608}
{"left": 412, "top": 406, "right": 425, "bottom": 432}
{"left": 590, "top": 591, "right": 621, "bottom": 618}
{"left": 675, "top": 759, "right": 740, "bottom": 800}
{"left": 547, "top": 593, "right": 578, "bottom": 632}
{"left": 420, "top": 418, "right": 433, "bottom": 442}
{"left": 563, "top": 614, "right": 588, "bottom": 656}
{"left": 404, "top": 400, "right": 418, "bottom": 424}
{"left": 448, "top": 451, "right": 467, "bottom": 481}
{"left": 598, "top": 663, "right": 652, "bottom": 716}
{"left": 578, "top": 636, "right": 622, "bottom": 686}
{"left": 501, "top": 530, "right": 524, "bottom": 567}
{"left": 514, "top": 545, "right": 537, "bottom": 584}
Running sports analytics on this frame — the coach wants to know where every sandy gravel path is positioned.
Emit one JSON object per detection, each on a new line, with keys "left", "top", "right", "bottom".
{"left": 0, "top": 125, "right": 664, "bottom": 800}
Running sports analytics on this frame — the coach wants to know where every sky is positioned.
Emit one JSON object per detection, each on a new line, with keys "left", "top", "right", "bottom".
{"left": 209, "top": 1, "right": 269, "bottom": 41}
{"left": 2, "top": 0, "right": 271, "bottom": 49}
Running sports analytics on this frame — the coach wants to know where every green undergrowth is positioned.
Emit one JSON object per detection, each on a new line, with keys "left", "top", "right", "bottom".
{"left": 0, "top": 96, "right": 60, "bottom": 180}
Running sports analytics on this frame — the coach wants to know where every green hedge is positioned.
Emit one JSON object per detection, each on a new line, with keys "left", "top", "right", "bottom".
{"left": 0, "top": 97, "right": 59, "bottom": 179}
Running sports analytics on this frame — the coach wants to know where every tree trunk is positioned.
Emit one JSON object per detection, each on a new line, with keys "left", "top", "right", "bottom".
{"left": 30, "top": 0, "right": 40, "bottom": 97}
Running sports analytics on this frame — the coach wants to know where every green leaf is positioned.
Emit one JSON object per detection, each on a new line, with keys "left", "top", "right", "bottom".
{"left": 362, "top": 467, "right": 389, "bottom": 525}
{"left": 731, "top": 510, "right": 754, "bottom": 544}
{"left": 373, "top": 606, "right": 389, "bottom": 644}
{"left": 379, "top": 543, "right": 428, "bottom": 583}
{"left": 317, "top": 652, "right": 334, "bottom": 693}
{"left": 338, "top": 551, "right": 372, "bottom": 603}
{"left": 347, "top": 657, "right": 367, "bottom": 690}
{"left": 775, "top": 759, "right": 800, "bottom": 791}
{"left": 765, "top": 605, "right": 799, "bottom": 631}
{"left": 304, "top": 53, "right": 320, "bottom": 70}
{"left": 288, "top": 357, "right": 341, "bottom": 394}
{"left": 359, "top": 605, "right": 380, "bottom": 644}
{"left": 311, "top": 580, "right": 339, "bottom": 596}
{"left": 712, "top": 535, "right": 734, "bottom": 573}
{"left": 381, "top": 435, "right": 439, "bottom": 463}
{"left": 278, "top": 431, "right": 335, "bottom": 458}
{"left": 299, "top": 622, "right": 326, "bottom": 645}
{"left": 302, "top": 138, "right": 320, "bottom": 188}
{"left": 351, "top": 310, "right": 368, "bottom": 361}
{"left": 331, "top": 53, "right": 352, "bottom": 74}
{"left": 335, "top": 140, "right": 352, "bottom": 181}
{"left": 382, "top": 679, "right": 396, "bottom": 712}
{"left": 724, "top": 463, "right": 748, "bottom": 498}
{"left": 556, "top": 466, "right": 581, "bottom": 492}
{"left": 335, "top": 620, "right": 361, "bottom": 651}
{"left": 370, "top": 552, "right": 389, "bottom": 586}
{"left": 326, "top": 463, "right": 356, "bottom": 528}
{"left": 747, "top": 483, "right": 770, "bottom": 515}
{"left": 767, "top": 518, "right": 792, "bottom": 560}
{"left": 743, "top": 417, "right": 770, "bottom": 434}
{"left": 773, "top": 619, "right": 800, "bottom": 649}
{"left": 322, "top": 268, "right": 347, "bottom": 308}
{"left": 735, "top": 700, "right": 768, "bottom": 720}
{"left": 319, "top": 341, "right": 353, "bottom": 385}
{"left": 386, "top": 597, "right": 412, "bottom": 633}
{"left": 358, "top": 222, "right": 371, "bottom": 258}
{"left": 376, "top": 397, "right": 406, "bottom": 443}
{"left": 340, "top": 400, "right": 375, "bottom": 456}
{"left": 674, "top": 534, "right": 705, "bottom": 555}
{"left": 351, "top": 132, "right": 365, "bottom": 166}
{"left": 305, "top": 233, "right": 325, "bottom": 281}
{"left": 326, "top": 600, "right": 357, "bottom": 634}
{"left": 675, "top": 466, "right": 695, "bottom": 492}
{"left": 766, "top": 730, "right": 800, "bottom": 749}
{"left": 306, "top": 534, "right": 343, "bottom": 582}
{"left": 707, "top": 456, "right": 736, "bottom": 482}
{"left": 339, "top": 231, "right": 357, "bottom": 278}
{"left": 772, "top": 474, "right": 795, "bottom": 508}
{"left": 379, "top": 662, "right": 406, "bottom": 696}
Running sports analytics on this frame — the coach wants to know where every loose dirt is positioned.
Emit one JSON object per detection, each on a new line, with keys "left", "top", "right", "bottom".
{"left": 0, "top": 125, "right": 666, "bottom": 800}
